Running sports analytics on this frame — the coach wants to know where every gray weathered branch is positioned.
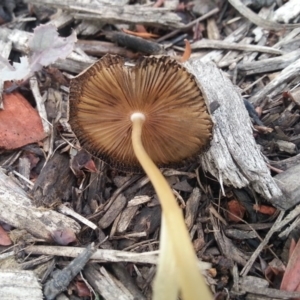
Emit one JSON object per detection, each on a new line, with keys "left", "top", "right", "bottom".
{"left": 184, "top": 60, "right": 285, "bottom": 209}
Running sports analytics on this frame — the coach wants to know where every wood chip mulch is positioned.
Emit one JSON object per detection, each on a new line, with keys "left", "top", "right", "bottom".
{"left": 1, "top": 0, "right": 300, "bottom": 299}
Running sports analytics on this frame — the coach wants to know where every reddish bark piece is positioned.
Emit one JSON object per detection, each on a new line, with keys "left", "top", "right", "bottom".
{"left": 0, "top": 92, "right": 45, "bottom": 149}
{"left": 253, "top": 204, "right": 277, "bottom": 215}
{"left": 0, "top": 225, "right": 12, "bottom": 246}
{"left": 75, "top": 280, "right": 91, "bottom": 297}
{"left": 264, "top": 262, "right": 285, "bottom": 285}
{"left": 281, "top": 238, "right": 300, "bottom": 297}
{"left": 83, "top": 159, "right": 97, "bottom": 173}
{"left": 227, "top": 200, "right": 246, "bottom": 222}
{"left": 71, "top": 150, "right": 97, "bottom": 177}
{"left": 135, "top": 24, "right": 147, "bottom": 33}
{"left": 51, "top": 228, "right": 77, "bottom": 246}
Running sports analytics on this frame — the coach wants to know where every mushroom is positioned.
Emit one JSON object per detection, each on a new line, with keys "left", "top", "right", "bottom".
{"left": 69, "top": 54, "right": 213, "bottom": 300}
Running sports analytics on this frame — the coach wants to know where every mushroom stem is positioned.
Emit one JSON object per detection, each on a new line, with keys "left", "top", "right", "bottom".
{"left": 131, "top": 114, "right": 212, "bottom": 300}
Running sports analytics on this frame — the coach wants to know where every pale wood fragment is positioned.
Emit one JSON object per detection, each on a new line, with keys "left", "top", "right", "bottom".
{"left": 98, "top": 194, "right": 127, "bottom": 229}
{"left": 274, "top": 164, "right": 300, "bottom": 208}
{"left": 17, "top": 157, "right": 31, "bottom": 188}
{"left": 0, "top": 270, "right": 42, "bottom": 300}
{"left": 192, "top": 38, "right": 283, "bottom": 55}
{"left": 0, "top": 27, "right": 95, "bottom": 74}
{"left": 185, "top": 188, "right": 201, "bottom": 230}
{"left": 57, "top": 204, "right": 97, "bottom": 230}
{"left": 274, "top": 0, "right": 300, "bottom": 24}
{"left": 24, "top": 0, "right": 184, "bottom": 28}
{"left": 0, "top": 169, "right": 80, "bottom": 241}
{"left": 156, "top": 8, "right": 219, "bottom": 43}
{"left": 270, "top": 153, "right": 300, "bottom": 171}
{"left": 207, "top": 18, "right": 220, "bottom": 40}
{"left": 164, "top": 0, "right": 179, "bottom": 10}
{"left": 218, "top": 37, "right": 253, "bottom": 69}
{"left": 249, "top": 58, "right": 300, "bottom": 105}
{"left": 183, "top": 60, "right": 284, "bottom": 208}
{"left": 25, "top": 245, "right": 159, "bottom": 265}
{"left": 240, "top": 278, "right": 300, "bottom": 299}
{"left": 128, "top": 195, "right": 151, "bottom": 207}
{"left": 84, "top": 265, "right": 135, "bottom": 300}
{"left": 275, "top": 140, "right": 296, "bottom": 154}
{"left": 116, "top": 206, "right": 139, "bottom": 233}
{"left": 192, "top": 0, "right": 217, "bottom": 16}
{"left": 74, "top": 19, "right": 104, "bottom": 36}
{"left": 228, "top": 0, "right": 300, "bottom": 31}
{"left": 48, "top": 10, "right": 73, "bottom": 29}
{"left": 197, "top": 22, "right": 249, "bottom": 63}
{"left": 238, "top": 49, "right": 300, "bottom": 75}
{"left": 30, "top": 77, "right": 51, "bottom": 154}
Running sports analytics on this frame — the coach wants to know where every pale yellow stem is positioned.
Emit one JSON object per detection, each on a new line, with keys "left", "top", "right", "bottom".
{"left": 131, "top": 115, "right": 212, "bottom": 300}
{"left": 154, "top": 215, "right": 178, "bottom": 300}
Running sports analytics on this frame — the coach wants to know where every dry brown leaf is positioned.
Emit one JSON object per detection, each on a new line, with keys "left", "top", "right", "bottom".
{"left": 0, "top": 92, "right": 45, "bottom": 149}
{"left": 227, "top": 200, "right": 246, "bottom": 222}
{"left": 0, "top": 225, "right": 12, "bottom": 246}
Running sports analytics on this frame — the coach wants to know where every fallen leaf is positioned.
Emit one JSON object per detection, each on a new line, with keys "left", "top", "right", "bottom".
{"left": 0, "top": 56, "right": 30, "bottom": 81}
{"left": 0, "top": 92, "right": 45, "bottom": 149}
{"left": 281, "top": 238, "right": 300, "bottom": 296}
{"left": 0, "top": 23, "right": 77, "bottom": 81}
{"left": 0, "top": 225, "right": 12, "bottom": 246}
{"left": 29, "top": 24, "right": 77, "bottom": 71}
{"left": 227, "top": 200, "right": 246, "bottom": 222}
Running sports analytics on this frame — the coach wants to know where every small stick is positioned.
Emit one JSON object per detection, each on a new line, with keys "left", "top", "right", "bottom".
{"left": 157, "top": 8, "right": 219, "bottom": 42}
{"left": 57, "top": 204, "right": 97, "bottom": 230}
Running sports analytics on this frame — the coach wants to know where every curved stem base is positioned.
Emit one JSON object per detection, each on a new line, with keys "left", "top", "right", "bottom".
{"left": 131, "top": 115, "right": 212, "bottom": 300}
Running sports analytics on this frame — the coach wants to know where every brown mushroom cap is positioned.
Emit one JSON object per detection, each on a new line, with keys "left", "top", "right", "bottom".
{"left": 69, "top": 54, "right": 213, "bottom": 172}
